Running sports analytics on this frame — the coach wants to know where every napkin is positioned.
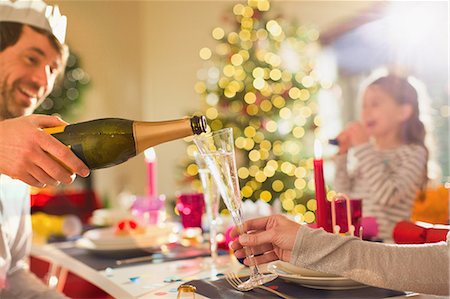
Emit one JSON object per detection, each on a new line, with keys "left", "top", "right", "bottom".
{"left": 393, "top": 220, "right": 449, "bottom": 244}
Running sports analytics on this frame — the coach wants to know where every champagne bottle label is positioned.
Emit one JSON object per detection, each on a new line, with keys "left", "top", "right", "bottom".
{"left": 43, "top": 125, "right": 66, "bottom": 135}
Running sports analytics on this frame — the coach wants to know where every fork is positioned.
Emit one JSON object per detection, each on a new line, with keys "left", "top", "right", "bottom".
{"left": 225, "top": 272, "right": 292, "bottom": 299}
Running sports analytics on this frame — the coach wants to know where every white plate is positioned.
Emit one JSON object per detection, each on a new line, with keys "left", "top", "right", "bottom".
{"left": 75, "top": 238, "right": 162, "bottom": 259}
{"left": 80, "top": 223, "right": 177, "bottom": 250}
{"left": 267, "top": 261, "right": 367, "bottom": 290}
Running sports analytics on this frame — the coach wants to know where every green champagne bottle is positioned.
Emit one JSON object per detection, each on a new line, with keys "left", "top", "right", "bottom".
{"left": 44, "top": 116, "right": 207, "bottom": 170}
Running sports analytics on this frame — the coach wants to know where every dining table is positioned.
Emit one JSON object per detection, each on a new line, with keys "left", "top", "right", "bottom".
{"left": 30, "top": 240, "right": 449, "bottom": 299}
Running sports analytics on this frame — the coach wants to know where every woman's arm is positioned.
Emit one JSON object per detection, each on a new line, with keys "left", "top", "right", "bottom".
{"left": 291, "top": 226, "right": 449, "bottom": 295}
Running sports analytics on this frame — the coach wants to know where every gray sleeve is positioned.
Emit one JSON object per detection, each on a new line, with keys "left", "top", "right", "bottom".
{"left": 290, "top": 226, "right": 449, "bottom": 296}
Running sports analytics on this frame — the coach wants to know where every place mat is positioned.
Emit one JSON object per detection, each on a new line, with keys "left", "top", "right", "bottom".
{"left": 187, "top": 277, "right": 406, "bottom": 299}
{"left": 59, "top": 245, "right": 220, "bottom": 271}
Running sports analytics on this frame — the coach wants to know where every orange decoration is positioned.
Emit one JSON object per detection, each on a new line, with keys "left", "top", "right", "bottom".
{"left": 411, "top": 185, "right": 449, "bottom": 225}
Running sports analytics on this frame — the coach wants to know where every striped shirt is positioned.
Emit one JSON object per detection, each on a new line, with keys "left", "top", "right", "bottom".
{"left": 334, "top": 143, "right": 427, "bottom": 241}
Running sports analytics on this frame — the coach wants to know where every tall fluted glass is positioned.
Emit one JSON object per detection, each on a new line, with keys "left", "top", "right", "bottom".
{"left": 194, "top": 152, "right": 220, "bottom": 264}
{"left": 194, "top": 128, "right": 277, "bottom": 290}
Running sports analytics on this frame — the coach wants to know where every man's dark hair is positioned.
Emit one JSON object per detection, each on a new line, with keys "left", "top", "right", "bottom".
{"left": 0, "top": 21, "right": 69, "bottom": 74}
{"left": 0, "top": 21, "right": 65, "bottom": 53}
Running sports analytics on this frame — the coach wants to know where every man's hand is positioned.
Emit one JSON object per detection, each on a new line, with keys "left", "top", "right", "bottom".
{"left": 230, "top": 215, "right": 301, "bottom": 266}
{"left": 0, "top": 115, "right": 90, "bottom": 187}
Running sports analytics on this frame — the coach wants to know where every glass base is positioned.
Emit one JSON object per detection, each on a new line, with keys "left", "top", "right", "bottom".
{"left": 238, "top": 273, "right": 278, "bottom": 291}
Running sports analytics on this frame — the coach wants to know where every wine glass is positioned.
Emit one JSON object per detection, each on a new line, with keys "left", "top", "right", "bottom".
{"left": 193, "top": 151, "right": 221, "bottom": 265}
{"left": 194, "top": 128, "right": 277, "bottom": 290}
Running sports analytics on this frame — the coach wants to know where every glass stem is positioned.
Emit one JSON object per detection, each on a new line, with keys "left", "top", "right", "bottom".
{"left": 233, "top": 209, "right": 263, "bottom": 277}
{"left": 210, "top": 219, "right": 218, "bottom": 263}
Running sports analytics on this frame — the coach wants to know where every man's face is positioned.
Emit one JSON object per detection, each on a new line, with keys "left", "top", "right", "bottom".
{"left": 0, "top": 25, "right": 63, "bottom": 120}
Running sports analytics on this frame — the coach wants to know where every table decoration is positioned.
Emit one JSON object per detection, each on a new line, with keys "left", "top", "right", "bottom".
{"left": 313, "top": 140, "right": 332, "bottom": 232}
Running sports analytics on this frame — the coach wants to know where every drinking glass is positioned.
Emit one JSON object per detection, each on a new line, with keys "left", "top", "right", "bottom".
{"left": 194, "top": 128, "right": 277, "bottom": 290}
{"left": 194, "top": 152, "right": 221, "bottom": 264}
{"left": 176, "top": 192, "right": 205, "bottom": 228}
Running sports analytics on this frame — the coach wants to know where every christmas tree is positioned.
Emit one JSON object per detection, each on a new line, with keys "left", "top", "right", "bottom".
{"left": 183, "top": 0, "right": 327, "bottom": 223}
{"left": 35, "top": 51, "right": 90, "bottom": 121}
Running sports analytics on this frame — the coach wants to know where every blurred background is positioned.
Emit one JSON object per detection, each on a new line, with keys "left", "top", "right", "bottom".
{"left": 39, "top": 0, "right": 448, "bottom": 216}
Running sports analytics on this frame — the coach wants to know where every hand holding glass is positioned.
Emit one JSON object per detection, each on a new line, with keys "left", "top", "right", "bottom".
{"left": 194, "top": 128, "right": 277, "bottom": 290}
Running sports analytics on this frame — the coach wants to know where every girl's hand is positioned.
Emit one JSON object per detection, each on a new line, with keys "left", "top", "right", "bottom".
{"left": 336, "top": 131, "right": 351, "bottom": 155}
{"left": 229, "top": 215, "right": 301, "bottom": 266}
{"left": 346, "top": 122, "right": 370, "bottom": 146}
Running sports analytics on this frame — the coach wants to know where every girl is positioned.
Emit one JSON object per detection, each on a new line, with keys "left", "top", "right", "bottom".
{"left": 334, "top": 74, "right": 428, "bottom": 241}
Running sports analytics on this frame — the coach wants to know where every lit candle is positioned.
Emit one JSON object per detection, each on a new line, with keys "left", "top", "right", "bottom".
{"left": 313, "top": 139, "right": 332, "bottom": 232}
{"left": 144, "top": 148, "right": 157, "bottom": 198}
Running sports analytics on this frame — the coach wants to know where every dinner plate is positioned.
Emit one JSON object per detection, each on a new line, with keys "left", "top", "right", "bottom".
{"left": 267, "top": 261, "right": 367, "bottom": 290}
{"left": 79, "top": 223, "right": 177, "bottom": 250}
{"left": 75, "top": 237, "right": 162, "bottom": 258}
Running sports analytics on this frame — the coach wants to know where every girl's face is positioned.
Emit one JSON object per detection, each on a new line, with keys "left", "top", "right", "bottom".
{"left": 361, "top": 85, "right": 411, "bottom": 139}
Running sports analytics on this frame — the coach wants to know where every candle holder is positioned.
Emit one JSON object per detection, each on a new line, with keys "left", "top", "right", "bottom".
{"left": 176, "top": 192, "right": 205, "bottom": 229}
{"left": 131, "top": 194, "right": 166, "bottom": 226}
{"left": 331, "top": 193, "right": 363, "bottom": 238}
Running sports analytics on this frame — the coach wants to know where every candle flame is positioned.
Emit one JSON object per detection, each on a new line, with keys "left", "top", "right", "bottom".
{"left": 314, "top": 139, "right": 322, "bottom": 159}
{"left": 144, "top": 147, "right": 156, "bottom": 162}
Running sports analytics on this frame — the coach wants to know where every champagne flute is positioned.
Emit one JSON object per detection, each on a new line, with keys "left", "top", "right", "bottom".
{"left": 194, "top": 128, "right": 277, "bottom": 290}
{"left": 194, "top": 151, "right": 221, "bottom": 265}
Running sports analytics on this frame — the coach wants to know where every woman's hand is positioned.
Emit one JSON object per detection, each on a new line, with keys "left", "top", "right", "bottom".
{"left": 0, "top": 115, "right": 90, "bottom": 187}
{"left": 230, "top": 215, "right": 301, "bottom": 266}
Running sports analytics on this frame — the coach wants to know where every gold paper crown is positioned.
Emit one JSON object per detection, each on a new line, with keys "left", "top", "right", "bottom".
{"left": 0, "top": 0, "right": 67, "bottom": 44}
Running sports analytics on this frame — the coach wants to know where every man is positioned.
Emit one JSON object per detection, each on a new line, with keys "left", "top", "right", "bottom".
{"left": 0, "top": 0, "right": 89, "bottom": 297}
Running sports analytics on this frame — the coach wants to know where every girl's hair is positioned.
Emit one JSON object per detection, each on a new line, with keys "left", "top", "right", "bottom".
{"left": 369, "top": 74, "right": 429, "bottom": 190}
{"left": 369, "top": 75, "right": 426, "bottom": 146}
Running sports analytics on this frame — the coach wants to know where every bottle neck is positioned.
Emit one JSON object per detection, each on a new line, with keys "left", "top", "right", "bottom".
{"left": 133, "top": 118, "right": 193, "bottom": 154}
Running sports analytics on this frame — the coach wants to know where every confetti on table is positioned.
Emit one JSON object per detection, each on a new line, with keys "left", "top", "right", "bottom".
{"left": 129, "top": 276, "right": 140, "bottom": 283}
{"left": 163, "top": 276, "right": 183, "bottom": 283}
{"left": 169, "top": 288, "right": 178, "bottom": 293}
{"left": 216, "top": 273, "right": 225, "bottom": 277}
{"left": 154, "top": 292, "right": 167, "bottom": 296}
{"left": 268, "top": 285, "right": 279, "bottom": 290}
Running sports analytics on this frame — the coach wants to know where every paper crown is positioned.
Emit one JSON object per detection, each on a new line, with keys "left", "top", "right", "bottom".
{"left": 0, "top": 0, "right": 67, "bottom": 44}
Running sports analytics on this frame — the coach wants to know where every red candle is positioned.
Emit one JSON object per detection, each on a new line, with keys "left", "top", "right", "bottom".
{"left": 313, "top": 140, "right": 332, "bottom": 232}
{"left": 144, "top": 148, "right": 157, "bottom": 198}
